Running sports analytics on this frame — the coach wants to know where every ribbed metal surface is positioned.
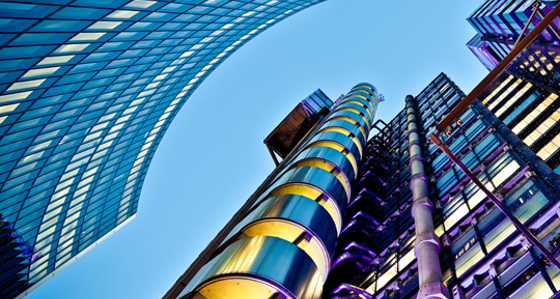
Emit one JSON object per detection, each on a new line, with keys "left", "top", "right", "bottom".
{"left": 177, "top": 83, "right": 378, "bottom": 299}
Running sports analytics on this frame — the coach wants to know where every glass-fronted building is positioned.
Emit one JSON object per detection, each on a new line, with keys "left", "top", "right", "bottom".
{"left": 170, "top": 2, "right": 560, "bottom": 299}
{"left": 0, "top": 1, "right": 328, "bottom": 298}
{"left": 167, "top": 72, "right": 560, "bottom": 299}
{"left": 466, "top": 0, "right": 560, "bottom": 174}
{"left": 324, "top": 73, "right": 560, "bottom": 299}
{"left": 466, "top": 1, "right": 560, "bottom": 92}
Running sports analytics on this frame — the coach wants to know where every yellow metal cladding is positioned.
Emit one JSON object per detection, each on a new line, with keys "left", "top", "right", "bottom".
{"left": 345, "top": 92, "right": 376, "bottom": 112}
{"left": 241, "top": 218, "right": 330, "bottom": 279}
{"left": 179, "top": 83, "right": 378, "bottom": 299}
{"left": 268, "top": 183, "right": 343, "bottom": 233}
{"left": 354, "top": 84, "right": 378, "bottom": 100}
{"left": 324, "top": 116, "right": 368, "bottom": 143}
{"left": 189, "top": 236, "right": 324, "bottom": 299}
{"left": 287, "top": 157, "right": 353, "bottom": 200}
{"left": 304, "top": 140, "right": 359, "bottom": 176}
{"left": 193, "top": 277, "right": 278, "bottom": 299}
{"left": 352, "top": 86, "right": 379, "bottom": 105}
{"left": 333, "top": 107, "right": 371, "bottom": 131}
{"left": 316, "top": 127, "right": 363, "bottom": 158}
{"left": 338, "top": 99, "right": 373, "bottom": 122}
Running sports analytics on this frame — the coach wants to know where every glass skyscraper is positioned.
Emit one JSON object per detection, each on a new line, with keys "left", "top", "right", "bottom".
{"left": 166, "top": 68, "right": 560, "bottom": 298}
{"left": 0, "top": 1, "right": 328, "bottom": 298}
{"left": 466, "top": 0, "right": 560, "bottom": 174}
{"left": 165, "top": 2, "right": 560, "bottom": 298}
{"left": 325, "top": 73, "right": 560, "bottom": 299}
{"left": 5, "top": 0, "right": 560, "bottom": 298}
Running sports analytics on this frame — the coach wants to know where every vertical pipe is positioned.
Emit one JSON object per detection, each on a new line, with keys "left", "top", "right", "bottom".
{"left": 405, "top": 95, "right": 449, "bottom": 299}
{"left": 512, "top": 2, "right": 540, "bottom": 49}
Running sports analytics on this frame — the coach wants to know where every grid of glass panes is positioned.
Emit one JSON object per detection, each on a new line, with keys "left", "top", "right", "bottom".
{"left": 0, "top": 0, "right": 327, "bottom": 293}
{"left": 355, "top": 72, "right": 560, "bottom": 299}
{"left": 468, "top": 0, "right": 537, "bottom": 39}
{"left": 467, "top": 1, "right": 560, "bottom": 84}
{"left": 431, "top": 104, "right": 559, "bottom": 299}
{"left": 480, "top": 73, "right": 560, "bottom": 171}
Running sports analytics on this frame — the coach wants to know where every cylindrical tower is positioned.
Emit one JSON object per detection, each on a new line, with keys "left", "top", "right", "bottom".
{"left": 175, "top": 83, "right": 379, "bottom": 299}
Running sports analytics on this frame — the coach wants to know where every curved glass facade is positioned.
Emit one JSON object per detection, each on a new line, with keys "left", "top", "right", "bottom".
{"left": 0, "top": 1, "right": 328, "bottom": 298}
{"left": 173, "top": 83, "right": 379, "bottom": 299}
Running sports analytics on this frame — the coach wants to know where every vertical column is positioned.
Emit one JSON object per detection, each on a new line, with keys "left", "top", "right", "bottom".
{"left": 405, "top": 95, "right": 449, "bottom": 299}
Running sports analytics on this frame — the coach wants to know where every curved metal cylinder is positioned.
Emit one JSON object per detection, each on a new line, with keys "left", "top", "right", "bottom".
{"left": 321, "top": 119, "right": 367, "bottom": 148}
{"left": 332, "top": 107, "right": 372, "bottom": 131}
{"left": 181, "top": 83, "right": 378, "bottom": 299}
{"left": 328, "top": 110, "right": 370, "bottom": 135}
{"left": 310, "top": 130, "right": 362, "bottom": 160}
{"left": 337, "top": 101, "right": 374, "bottom": 124}
{"left": 345, "top": 91, "right": 376, "bottom": 109}
{"left": 255, "top": 165, "right": 350, "bottom": 210}
{"left": 315, "top": 126, "right": 365, "bottom": 158}
{"left": 178, "top": 236, "right": 324, "bottom": 299}
{"left": 325, "top": 116, "right": 368, "bottom": 142}
{"left": 287, "top": 157, "right": 353, "bottom": 198}
{"left": 303, "top": 140, "right": 360, "bottom": 176}
{"left": 287, "top": 147, "right": 357, "bottom": 184}
{"left": 252, "top": 182, "right": 344, "bottom": 235}
{"left": 220, "top": 194, "right": 338, "bottom": 280}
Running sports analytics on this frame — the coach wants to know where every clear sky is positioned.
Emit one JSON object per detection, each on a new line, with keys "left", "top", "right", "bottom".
{"left": 26, "top": 1, "right": 488, "bottom": 298}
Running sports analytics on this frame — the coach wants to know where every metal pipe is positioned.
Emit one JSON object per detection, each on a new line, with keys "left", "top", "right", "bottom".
{"left": 330, "top": 284, "right": 373, "bottom": 299}
{"left": 428, "top": 133, "right": 560, "bottom": 270}
{"left": 406, "top": 96, "right": 449, "bottom": 299}
{"left": 266, "top": 144, "right": 280, "bottom": 166}
{"left": 513, "top": 2, "right": 541, "bottom": 49}
{"left": 535, "top": 6, "right": 560, "bottom": 41}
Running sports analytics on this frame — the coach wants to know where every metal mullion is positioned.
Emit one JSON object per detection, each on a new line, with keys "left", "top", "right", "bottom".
{"left": 527, "top": 246, "right": 558, "bottom": 293}
{"left": 428, "top": 133, "right": 560, "bottom": 270}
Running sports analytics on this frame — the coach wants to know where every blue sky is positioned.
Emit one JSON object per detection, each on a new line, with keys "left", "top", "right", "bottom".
{"left": 26, "top": 1, "right": 488, "bottom": 298}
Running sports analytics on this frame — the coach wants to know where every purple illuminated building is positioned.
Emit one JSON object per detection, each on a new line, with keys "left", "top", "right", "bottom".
{"left": 466, "top": 0, "right": 560, "bottom": 174}
{"left": 165, "top": 1, "right": 560, "bottom": 299}
{"left": 323, "top": 71, "right": 560, "bottom": 299}
{"left": 166, "top": 70, "right": 560, "bottom": 299}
